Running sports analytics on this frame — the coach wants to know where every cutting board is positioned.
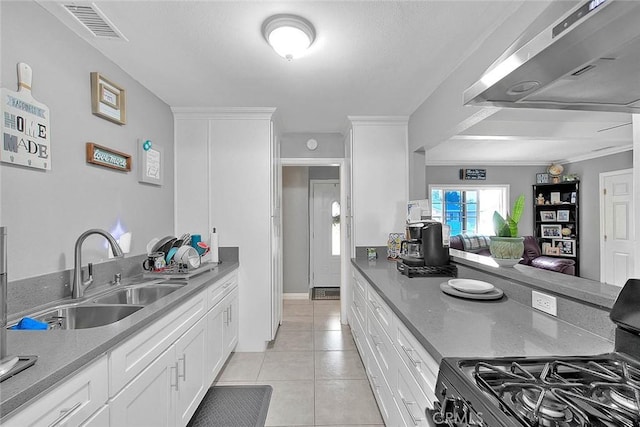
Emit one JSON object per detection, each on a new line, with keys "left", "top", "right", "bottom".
{"left": 1, "top": 63, "right": 51, "bottom": 170}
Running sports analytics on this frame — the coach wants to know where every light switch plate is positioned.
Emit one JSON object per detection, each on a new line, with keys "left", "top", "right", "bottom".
{"left": 532, "top": 290, "right": 557, "bottom": 316}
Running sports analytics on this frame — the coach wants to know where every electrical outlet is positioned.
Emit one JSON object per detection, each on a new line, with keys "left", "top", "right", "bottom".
{"left": 532, "top": 291, "right": 557, "bottom": 316}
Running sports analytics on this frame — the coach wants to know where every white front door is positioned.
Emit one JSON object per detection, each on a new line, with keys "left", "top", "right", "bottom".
{"left": 601, "top": 169, "right": 635, "bottom": 286}
{"left": 310, "top": 180, "right": 341, "bottom": 288}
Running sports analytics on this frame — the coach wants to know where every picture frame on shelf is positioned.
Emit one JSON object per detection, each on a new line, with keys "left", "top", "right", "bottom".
{"left": 557, "top": 210, "right": 570, "bottom": 222}
{"left": 546, "top": 246, "right": 560, "bottom": 255}
{"left": 570, "top": 192, "right": 577, "bottom": 204}
{"left": 541, "top": 224, "right": 562, "bottom": 238}
{"left": 553, "top": 238, "right": 576, "bottom": 257}
{"left": 550, "top": 192, "right": 561, "bottom": 204}
{"left": 536, "top": 173, "right": 549, "bottom": 184}
{"left": 540, "top": 211, "right": 556, "bottom": 222}
{"left": 542, "top": 242, "right": 551, "bottom": 254}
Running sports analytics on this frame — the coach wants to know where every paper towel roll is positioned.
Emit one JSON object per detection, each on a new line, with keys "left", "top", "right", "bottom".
{"left": 210, "top": 228, "right": 219, "bottom": 263}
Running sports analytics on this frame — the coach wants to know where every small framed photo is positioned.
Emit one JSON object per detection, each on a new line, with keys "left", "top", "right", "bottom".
{"left": 540, "top": 211, "right": 556, "bottom": 222}
{"left": 546, "top": 246, "right": 560, "bottom": 255}
{"left": 553, "top": 238, "right": 576, "bottom": 257}
{"left": 536, "top": 173, "right": 549, "bottom": 184}
{"left": 91, "top": 72, "right": 126, "bottom": 125}
{"left": 541, "top": 224, "right": 562, "bottom": 238}
{"left": 542, "top": 242, "right": 551, "bottom": 254}
{"left": 557, "top": 210, "right": 570, "bottom": 222}
{"left": 570, "top": 192, "right": 577, "bottom": 204}
{"left": 550, "top": 192, "right": 561, "bottom": 204}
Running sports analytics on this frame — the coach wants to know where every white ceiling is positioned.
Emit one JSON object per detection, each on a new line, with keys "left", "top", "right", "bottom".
{"left": 39, "top": 0, "right": 633, "bottom": 164}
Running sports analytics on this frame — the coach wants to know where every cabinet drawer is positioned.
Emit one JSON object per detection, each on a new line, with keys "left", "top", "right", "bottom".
{"left": 394, "top": 317, "right": 438, "bottom": 401}
{"left": 3, "top": 356, "right": 108, "bottom": 427}
{"left": 207, "top": 271, "right": 237, "bottom": 310}
{"left": 366, "top": 287, "right": 393, "bottom": 339}
{"left": 366, "top": 348, "right": 400, "bottom": 426}
{"left": 352, "top": 270, "right": 366, "bottom": 300}
{"left": 109, "top": 291, "right": 206, "bottom": 395}
{"left": 351, "top": 280, "right": 366, "bottom": 327}
{"left": 396, "top": 364, "right": 433, "bottom": 427}
{"left": 366, "top": 303, "right": 395, "bottom": 384}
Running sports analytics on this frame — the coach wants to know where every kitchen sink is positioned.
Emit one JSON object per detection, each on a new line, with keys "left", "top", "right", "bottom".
{"left": 89, "top": 284, "right": 183, "bottom": 305}
{"left": 31, "top": 304, "right": 144, "bottom": 330}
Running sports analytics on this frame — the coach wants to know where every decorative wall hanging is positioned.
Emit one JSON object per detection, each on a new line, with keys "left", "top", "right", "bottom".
{"left": 91, "top": 72, "right": 126, "bottom": 125}
{"left": 459, "top": 168, "right": 486, "bottom": 180}
{"left": 86, "top": 142, "right": 131, "bottom": 171}
{"left": 1, "top": 63, "right": 51, "bottom": 170}
{"left": 138, "top": 139, "right": 163, "bottom": 186}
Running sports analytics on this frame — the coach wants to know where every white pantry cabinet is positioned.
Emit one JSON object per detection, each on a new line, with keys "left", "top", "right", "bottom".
{"left": 173, "top": 108, "right": 281, "bottom": 351}
{"left": 2, "top": 356, "right": 109, "bottom": 427}
{"left": 349, "top": 268, "right": 439, "bottom": 427}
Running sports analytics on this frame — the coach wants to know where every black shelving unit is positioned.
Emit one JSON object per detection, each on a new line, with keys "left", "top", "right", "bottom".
{"left": 532, "top": 181, "right": 579, "bottom": 275}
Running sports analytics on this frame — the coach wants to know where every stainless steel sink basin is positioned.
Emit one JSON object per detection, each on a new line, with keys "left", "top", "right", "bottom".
{"left": 89, "top": 284, "right": 183, "bottom": 305}
{"left": 32, "top": 304, "right": 144, "bottom": 330}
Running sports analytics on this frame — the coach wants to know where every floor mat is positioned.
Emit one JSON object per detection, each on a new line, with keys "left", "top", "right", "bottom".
{"left": 187, "top": 385, "right": 272, "bottom": 427}
{"left": 312, "top": 287, "right": 340, "bottom": 300}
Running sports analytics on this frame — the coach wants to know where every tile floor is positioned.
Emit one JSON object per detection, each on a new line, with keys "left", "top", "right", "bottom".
{"left": 214, "top": 298, "right": 384, "bottom": 426}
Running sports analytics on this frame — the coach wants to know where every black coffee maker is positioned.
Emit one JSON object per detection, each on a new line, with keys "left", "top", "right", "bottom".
{"left": 400, "top": 221, "right": 449, "bottom": 267}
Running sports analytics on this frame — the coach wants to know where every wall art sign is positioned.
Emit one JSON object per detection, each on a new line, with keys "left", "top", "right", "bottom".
{"left": 138, "top": 139, "right": 163, "bottom": 186}
{"left": 86, "top": 142, "right": 131, "bottom": 171}
{"left": 459, "top": 168, "right": 486, "bottom": 180}
{"left": 91, "top": 72, "right": 126, "bottom": 125}
{"left": 1, "top": 63, "right": 51, "bottom": 170}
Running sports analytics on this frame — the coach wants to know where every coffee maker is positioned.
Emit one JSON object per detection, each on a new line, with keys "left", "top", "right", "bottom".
{"left": 400, "top": 221, "right": 450, "bottom": 267}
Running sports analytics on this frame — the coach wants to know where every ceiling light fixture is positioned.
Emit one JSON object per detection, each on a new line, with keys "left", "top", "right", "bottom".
{"left": 262, "top": 14, "right": 315, "bottom": 61}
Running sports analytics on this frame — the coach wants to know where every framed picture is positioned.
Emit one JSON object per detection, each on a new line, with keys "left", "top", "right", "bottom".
{"left": 91, "top": 72, "right": 126, "bottom": 125}
{"left": 541, "top": 224, "right": 562, "bottom": 238}
{"left": 570, "top": 192, "right": 577, "bottom": 204}
{"left": 138, "top": 140, "right": 163, "bottom": 186}
{"left": 540, "top": 211, "right": 556, "bottom": 222}
{"left": 546, "top": 246, "right": 560, "bottom": 255}
{"left": 557, "top": 210, "right": 570, "bottom": 222}
{"left": 553, "top": 238, "right": 576, "bottom": 257}
{"left": 542, "top": 242, "right": 551, "bottom": 254}
{"left": 550, "top": 192, "right": 561, "bottom": 204}
{"left": 536, "top": 173, "right": 549, "bottom": 184}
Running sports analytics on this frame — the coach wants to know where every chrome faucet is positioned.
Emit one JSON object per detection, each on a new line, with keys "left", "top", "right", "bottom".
{"left": 72, "top": 229, "right": 124, "bottom": 299}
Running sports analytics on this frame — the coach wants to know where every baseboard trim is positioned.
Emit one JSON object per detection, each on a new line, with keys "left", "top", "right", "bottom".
{"left": 284, "top": 293, "right": 309, "bottom": 300}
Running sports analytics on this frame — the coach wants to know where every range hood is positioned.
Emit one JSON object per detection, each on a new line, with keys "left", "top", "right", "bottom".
{"left": 464, "top": 0, "right": 640, "bottom": 113}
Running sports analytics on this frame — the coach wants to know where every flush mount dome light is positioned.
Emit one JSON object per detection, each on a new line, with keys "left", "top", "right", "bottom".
{"left": 262, "top": 14, "right": 315, "bottom": 61}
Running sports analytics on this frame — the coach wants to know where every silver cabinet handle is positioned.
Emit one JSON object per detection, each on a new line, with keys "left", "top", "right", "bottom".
{"left": 224, "top": 308, "right": 229, "bottom": 325}
{"left": 401, "top": 344, "right": 421, "bottom": 367}
{"left": 48, "top": 401, "right": 82, "bottom": 427}
{"left": 178, "top": 354, "right": 187, "bottom": 381}
{"left": 229, "top": 304, "right": 232, "bottom": 323}
{"left": 171, "top": 362, "right": 180, "bottom": 391}
{"left": 401, "top": 397, "right": 423, "bottom": 425}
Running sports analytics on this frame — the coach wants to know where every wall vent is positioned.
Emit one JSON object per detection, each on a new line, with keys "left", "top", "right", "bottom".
{"left": 63, "top": 3, "right": 128, "bottom": 40}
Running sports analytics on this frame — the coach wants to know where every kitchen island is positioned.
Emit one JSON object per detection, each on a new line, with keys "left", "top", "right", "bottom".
{"left": 0, "top": 261, "right": 238, "bottom": 422}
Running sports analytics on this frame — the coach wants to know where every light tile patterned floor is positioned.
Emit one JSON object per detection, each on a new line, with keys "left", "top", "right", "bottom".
{"left": 214, "top": 299, "right": 384, "bottom": 426}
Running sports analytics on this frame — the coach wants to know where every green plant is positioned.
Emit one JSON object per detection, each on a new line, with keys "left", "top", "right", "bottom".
{"left": 493, "top": 194, "right": 525, "bottom": 237}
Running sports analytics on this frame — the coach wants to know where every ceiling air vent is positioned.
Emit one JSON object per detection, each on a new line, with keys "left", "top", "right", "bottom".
{"left": 63, "top": 3, "right": 128, "bottom": 40}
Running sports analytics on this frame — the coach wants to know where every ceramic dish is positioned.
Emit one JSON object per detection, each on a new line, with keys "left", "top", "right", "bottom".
{"left": 176, "top": 246, "right": 201, "bottom": 269}
{"left": 165, "top": 247, "right": 179, "bottom": 263}
{"left": 440, "top": 282, "right": 504, "bottom": 300}
{"left": 157, "top": 237, "right": 177, "bottom": 257}
{"left": 146, "top": 237, "right": 160, "bottom": 255}
{"left": 150, "top": 235, "right": 175, "bottom": 254}
{"left": 448, "top": 279, "right": 495, "bottom": 294}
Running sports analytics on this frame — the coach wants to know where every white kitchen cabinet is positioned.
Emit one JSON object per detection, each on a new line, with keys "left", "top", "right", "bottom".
{"left": 222, "top": 286, "right": 239, "bottom": 358}
{"left": 174, "top": 315, "right": 208, "bottom": 426}
{"left": 349, "top": 267, "right": 438, "bottom": 425}
{"left": 80, "top": 405, "right": 109, "bottom": 426}
{"left": 110, "top": 346, "right": 175, "bottom": 427}
{"left": 173, "top": 108, "right": 280, "bottom": 352}
{"left": 2, "top": 355, "right": 109, "bottom": 427}
{"left": 206, "top": 300, "right": 226, "bottom": 383}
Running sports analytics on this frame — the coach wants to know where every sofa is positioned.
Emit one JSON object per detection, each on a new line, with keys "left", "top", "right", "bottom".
{"left": 450, "top": 234, "right": 576, "bottom": 275}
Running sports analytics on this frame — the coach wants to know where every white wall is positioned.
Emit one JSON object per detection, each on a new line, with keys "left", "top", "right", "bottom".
{"left": 351, "top": 118, "right": 408, "bottom": 246}
{"left": 1, "top": 1, "right": 174, "bottom": 281}
{"left": 280, "top": 133, "right": 344, "bottom": 158}
{"left": 282, "top": 167, "right": 309, "bottom": 294}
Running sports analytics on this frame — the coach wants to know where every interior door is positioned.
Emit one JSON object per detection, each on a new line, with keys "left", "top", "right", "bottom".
{"left": 601, "top": 169, "right": 635, "bottom": 286}
{"left": 310, "top": 180, "right": 341, "bottom": 288}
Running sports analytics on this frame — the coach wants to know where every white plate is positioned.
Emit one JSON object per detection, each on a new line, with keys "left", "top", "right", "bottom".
{"left": 447, "top": 279, "right": 495, "bottom": 294}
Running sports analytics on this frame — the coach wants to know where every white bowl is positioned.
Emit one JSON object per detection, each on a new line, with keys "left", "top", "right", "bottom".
{"left": 175, "top": 246, "right": 201, "bottom": 269}
{"left": 492, "top": 258, "right": 522, "bottom": 268}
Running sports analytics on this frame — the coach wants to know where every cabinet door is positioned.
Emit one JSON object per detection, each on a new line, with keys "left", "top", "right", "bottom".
{"left": 175, "top": 315, "right": 209, "bottom": 426}
{"left": 110, "top": 348, "right": 175, "bottom": 427}
{"left": 207, "top": 299, "right": 226, "bottom": 384}
{"left": 2, "top": 356, "right": 108, "bottom": 427}
{"left": 223, "top": 287, "right": 239, "bottom": 357}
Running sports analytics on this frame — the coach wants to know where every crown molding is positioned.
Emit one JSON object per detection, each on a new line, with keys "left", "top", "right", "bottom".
{"left": 347, "top": 115, "right": 409, "bottom": 126}
{"left": 425, "top": 160, "right": 549, "bottom": 166}
{"left": 172, "top": 107, "right": 276, "bottom": 120}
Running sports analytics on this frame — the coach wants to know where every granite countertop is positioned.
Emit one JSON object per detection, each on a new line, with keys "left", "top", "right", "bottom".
{"left": 351, "top": 258, "right": 614, "bottom": 364}
{"left": 0, "top": 262, "right": 238, "bottom": 420}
